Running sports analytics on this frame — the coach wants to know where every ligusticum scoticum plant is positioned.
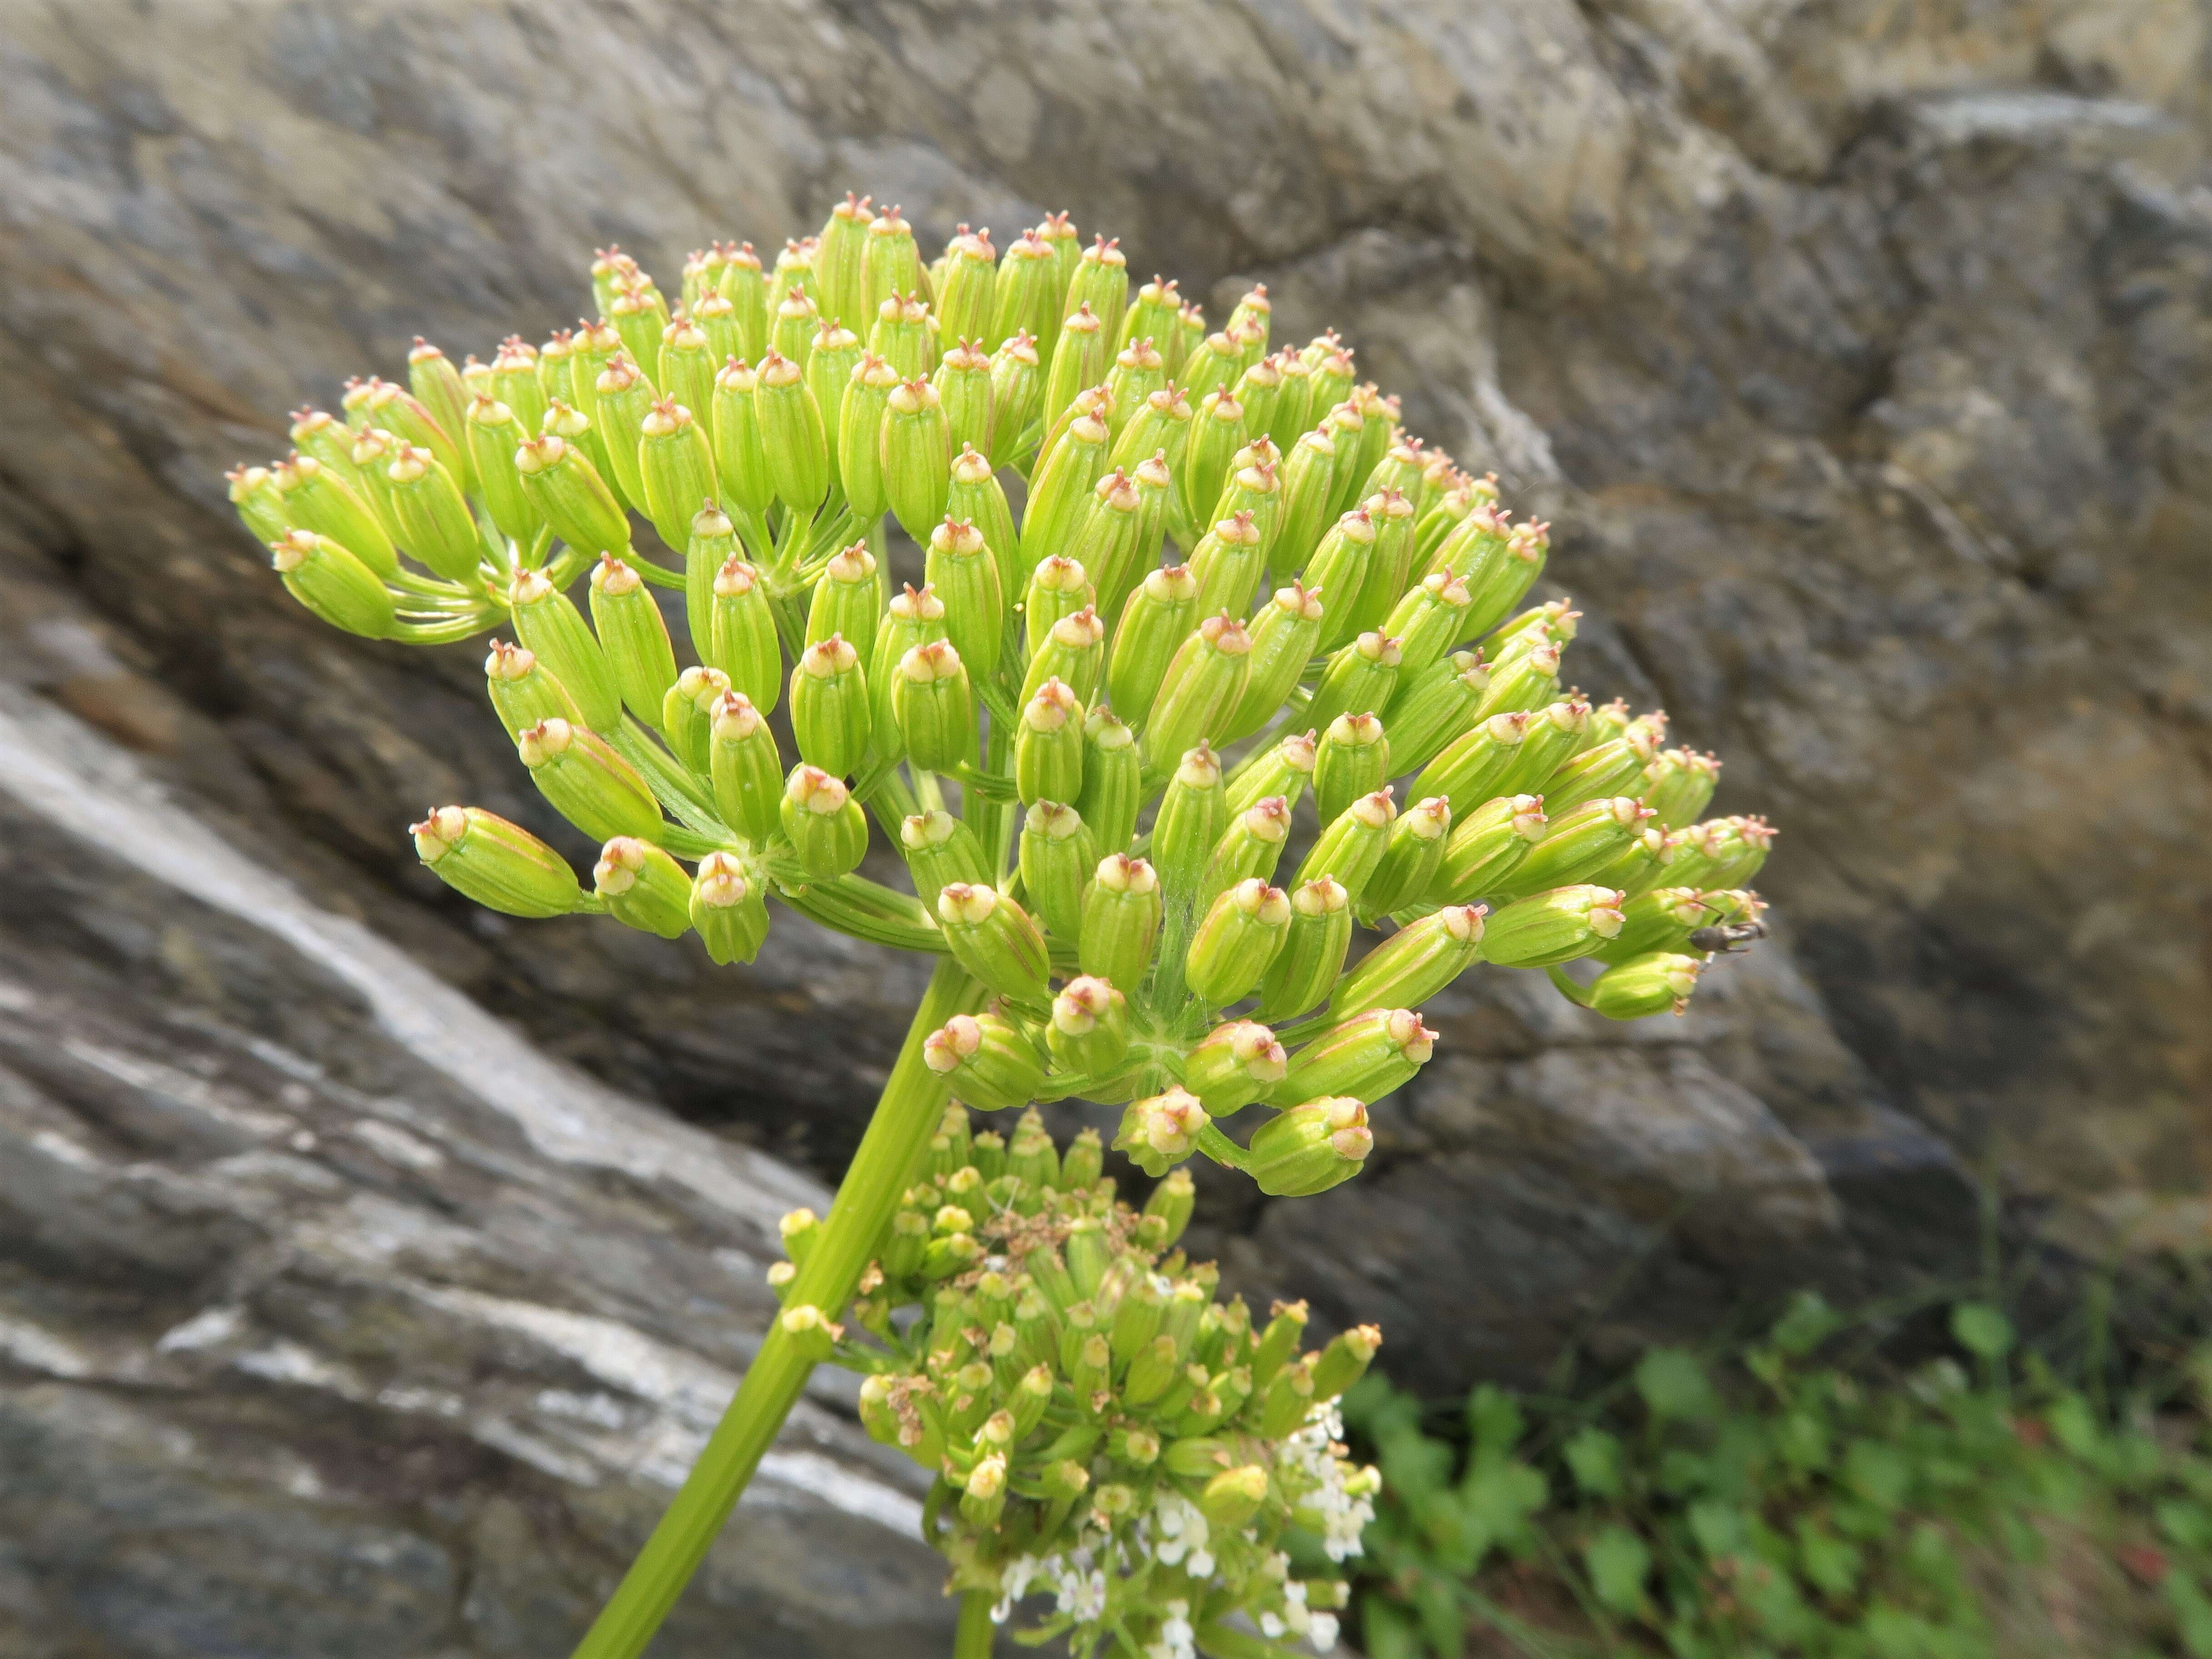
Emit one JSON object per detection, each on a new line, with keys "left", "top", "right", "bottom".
{"left": 227, "top": 193, "right": 1775, "bottom": 1659}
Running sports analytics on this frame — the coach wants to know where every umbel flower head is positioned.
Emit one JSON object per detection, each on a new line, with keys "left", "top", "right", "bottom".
{"left": 236, "top": 197, "right": 1775, "bottom": 1193}
{"left": 821, "top": 1103, "right": 1376, "bottom": 1656}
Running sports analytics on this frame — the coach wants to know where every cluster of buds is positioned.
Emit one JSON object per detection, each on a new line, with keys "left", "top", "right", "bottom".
{"left": 810, "top": 1104, "right": 1373, "bottom": 1656}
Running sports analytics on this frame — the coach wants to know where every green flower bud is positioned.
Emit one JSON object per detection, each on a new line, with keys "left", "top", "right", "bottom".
{"left": 593, "top": 835, "right": 693, "bottom": 939}
{"left": 1306, "top": 631, "right": 1403, "bottom": 743}
{"left": 1019, "top": 800, "right": 1096, "bottom": 939}
{"left": 516, "top": 717, "right": 664, "bottom": 844}
{"left": 1201, "top": 794, "right": 1294, "bottom": 908}
{"left": 485, "top": 639, "right": 584, "bottom": 735}
{"left": 1642, "top": 747, "right": 1722, "bottom": 830}
{"left": 1075, "top": 705, "right": 1141, "bottom": 855}
{"left": 1024, "top": 412, "right": 1112, "bottom": 573}
{"left": 910, "top": 520, "right": 997, "bottom": 678}
{"left": 890, "top": 640, "right": 975, "bottom": 773}
{"left": 882, "top": 378, "right": 952, "bottom": 542}
{"left": 1113, "top": 1086, "right": 1209, "bottom": 1178}
{"left": 1493, "top": 701, "right": 1591, "bottom": 803}
{"left": 859, "top": 205, "right": 923, "bottom": 330}
{"left": 1067, "top": 468, "right": 1148, "bottom": 627}
{"left": 1182, "top": 389, "right": 1246, "bottom": 530}
{"left": 564, "top": 324, "right": 626, "bottom": 481}
{"left": 515, "top": 432, "right": 632, "bottom": 561}
{"left": 1481, "top": 884, "right": 1626, "bottom": 967}
{"left": 1360, "top": 795, "right": 1453, "bottom": 920}
{"left": 410, "top": 805, "right": 582, "bottom": 918}
{"left": 1294, "top": 787, "right": 1396, "bottom": 903}
{"left": 1593, "top": 887, "right": 1717, "bottom": 965}
{"left": 1184, "top": 1019, "right": 1289, "bottom": 1112}
{"left": 689, "top": 850, "right": 770, "bottom": 964}
{"left": 1043, "top": 302, "right": 1109, "bottom": 432}
{"left": 342, "top": 425, "right": 406, "bottom": 534}
{"left": 704, "top": 557, "right": 782, "bottom": 713}
{"left": 1418, "top": 710, "right": 1533, "bottom": 819}
{"left": 383, "top": 443, "right": 483, "bottom": 582}
{"left": 946, "top": 445, "right": 1021, "bottom": 599}
{"left": 1222, "top": 582, "right": 1324, "bottom": 744}
{"left": 285, "top": 408, "right": 367, "bottom": 491}
{"left": 660, "top": 664, "right": 730, "bottom": 774}
{"left": 1311, "top": 1324, "right": 1382, "bottom": 1401}
{"left": 1362, "top": 436, "right": 1426, "bottom": 511}
{"left": 1257, "top": 877, "right": 1353, "bottom": 1023}
{"left": 608, "top": 281, "right": 673, "bottom": 384}
{"left": 636, "top": 397, "right": 718, "bottom": 552}
{"left": 1104, "top": 563, "right": 1197, "bottom": 727}
{"left": 267, "top": 530, "right": 394, "bottom": 640}
{"left": 1150, "top": 744, "right": 1226, "bottom": 909}
{"left": 1244, "top": 1299, "right": 1308, "bottom": 1393}
{"left": 653, "top": 319, "right": 716, "bottom": 440}
{"left": 1490, "top": 796, "right": 1651, "bottom": 901}
{"left": 1105, "top": 336, "right": 1167, "bottom": 441}
{"left": 1109, "top": 386, "right": 1193, "bottom": 487}
{"left": 935, "top": 883, "right": 1051, "bottom": 1007}
{"left": 986, "top": 330, "right": 1044, "bottom": 467}
{"left": 753, "top": 349, "right": 829, "bottom": 517}
{"left": 780, "top": 764, "right": 869, "bottom": 878}
{"left": 1458, "top": 518, "right": 1550, "bottom": 637}
{"left": 1066, "top": 236, "right": 1130, "bottom": 349}
{"left": 270, "top": 454, "right": 399, "bottom": 578}
{"left": 1414, "top": 478, "right": 1478, "bottom": 564}
{"left": 899, "top": 809, "right": 990, "bottom": 918}
{"left": 462, "top": 397, "right": 545, "bottom": 546}
{"left": 1142, "top": 614, "right": 1252, "bottom": 772}
{"left": 789, "top": 634, "right": 871, "bottom": 776}
{"left": 1488, "top": 598, "right": 1580, "bottom": 668}
{"left": 590, "top": 352, "right": 658, "bottom": 513}
{"left": 1019, "top": 602, "right": 1106, "bottom": 712}
{"left": 1588, "top": 951, "right": 1703, "bottom": 1020}
{"left": 1187, "top": 878, "right": 1292, "bottom": 1005}
{"left": 1184, "top": 509, "right": 1266, "bottom": 623}
{"left": 1332, "top": 903, "right": 1486, "bottom": 1016}
{"left": 803, "top": 316, "right": 865, "bottom": 462}
{"left": 1345, "top": 486, "right": 1418, "bottom": 642}
{"left": 229, "top": 463, "right": 291, "bottom": 545}
{"left": 1178, "top": 327, "right": 1244, "bottom": 412}
{"left": 1273, "top": 427, "right": 1338, "bottom": 575}
{"left": 1197, "top": 1464, "right": 1270, "bottom": 1530}
{"left": 588, "top": 554, "right": 679, "bottom": 728}
{"left": 362, "top": 377, "right": 466, "bottom": 494}
{"left": 1046, "top": 975, "right": 1131, "bottom": 1076}
{"left": 1278, "top": 1007, "right": 1436, "bottom": 1107}
{"left": 1383, "top": 649, "right": 1492, "bottom": 779}
{"left": 1670, "top": 816, "right": 1776, "bottom": 890}
{"left": 1249, "top": 1097, "right": 1371, "bottom": 1199}
{"left": 1224, "top": 730, "right": 1317, "bottom": 821}
{"left": 1317, "top": 402, "right": 1369, "bottom": 526}
{"left": 770, "top": 284, "right": 821, "bottom": 372}
{"left": 709, "top": 358, "right": 777, "bottom": 518}
{"left": 924, "top": 1011, "right": 1047, "bottom": 1112}
{"left": 931, "top": 338, "right": 995, "bottom": 460}
{"left": 508, "top": 567, "right": 623, "bottom": 734}
{"left": 1430, "top": 793, "right": 1546, "bottom": 905}
{"left": 1600, "top": 825, "right": 1688, "bottom": 899}
{"left": 712, "top": 242, "right": 769, "bottom": 361}
{"left": 1302, "top": 508, "right": 1377, "bottom": 651}
{"left": 806, "top": 541, "right": 883, "bottom": 663}
{"left": 1015, "top": 679, "right": 1086, "bottom": 807}
{"left": 1384, "top": 571, "right": 1474, "bottom": 678}
{"left": 1312, "top": 711, "right": 1390, "bottom": 827}
{"left": 806, "top": 195, "right": 870, "bottom": 332}
{"left": 932, "top": 222, "right": 997, "bottom": 348}
{"left": 1232, "top": 355, "right": 1284, "bottom": 457}
{"left": 1078, "top": 854, "right": 1161, "bottom": 990}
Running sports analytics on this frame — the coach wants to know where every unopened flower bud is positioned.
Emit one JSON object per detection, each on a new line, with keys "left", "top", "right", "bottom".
{"left": 1589, "top": 951, "right": 1703, "bottom": 1019}
{"left": 1078, "top": 855, "right": 1161, "bottom": 990}
{"left": 1223, "top": 582, "right": 1326, "bottom": 743}
{"left": 1047, "top": 975, "right": 1131, "bottom": 1076}
{"left": 1104, "top": 563, "right": 1197, "bottom": 726}
{"left": 1187, "top": 879, "right": 1292, "bottom": 1005}
{"left": 593, "top": 835, "right": 693, "bottom": 939}
{"left": 635, "top": 397, "right": 716, "bottom": 552}
{"left": 1014, "top": 678, "right": 1086, "bottom": 806}
{"left": 515, "top": 432, "right": 632, "bottom": 560}
{"left": 897, "top": 809, "right": 990, "bottom": 918}
{"left": 268, "top": 530, "right": 394, "bottom": 640}
{"left": 707, "top": 359, "right": 776, "bottom": 516}
{"left": 1257, "top": 878, "right": 1353, "bottom": 1023}
{"left": 690, "top": 850, "right": 770, "bottom": 964}
{"left": 705, "top": 692, "right": 782, "bottom": 844}
{"left": 410, "top": 805, "right": 582, "bottom": 918}
{"left": 1142, "top": 614, "right": 1251, "bottom": 771}
{"left": 1312, "top": 712, "right": 1390, "bottom": 826}
{"left": 1358, "top": 796, "right": 1453, "bottom": 920}
{"left": 780, "top": 764, "right": 869, "bottom": 878}
{"left": 935, "top": 883, "right": 1051, "bottom": 1006}
{"left": 1495, "top": 697, "right": 1592, "bottom": 797}
{"left": 789, "top": 634, "right": 871, "bottom": 776}
{"left": 1202, "top": 795, "right": 1293, "bottom": 905}
{"left": 1383, "top": 650, "right": 1493, "bottom": 779}
{"left": 1331, "top": 904, "right": 1486, "bottom": 1018}
{"left": 986, "top": 329, "right": 1046, "bottom": 466}
{"left": 882, "top": 377, "right": 952, "bottom": 542}
{"left": 1225, "top": 729, "right": 1317, "bottom": 818}
{"left": 1199, "top": 1464, "right": 1271, "bottom": 1530}
{"left": 1306, "top": 631, "right": 1403, "bottom": 742}
{"left": 700, "top": 556, "right": 780, "bottom": 711}
{"left": 805, "top": 541, "right": 882, "bottom": 664}
{"left": 1641, "top": 747, "right": 1722, "bottom": 830}
{"left": 1471, "top": 638, "right": 1562, "bottom": 721}
{"left": 1481, "top": 885, "right": 1626, "bottom": 967}
{"left": 1417, "top": 710, "right": 1533, "bottom": 819}
{"left": 1493, "top": 796, "right": 1652, "bottom": 900}
{"left": 1593, "top": 886, "right": 1719, "bottom": 964}
{"left": 484, "top": 639, "right": 585, "bottom": 736}
{"left": 379, "top": 442, "right": 482, "bottom": 583}
{"left": 1150, "top": 745, "right": 1226, "bottom": 907}
{"left": 923, "top": 1012, "right": 1046, "bottom": 1112}
{"left": 1431, "top": 792, "right": 1547, "bottom": 905}
{"left": 363, "top": 377, "right": 466, "bottom": 491}
{"left": 271, "top": 453, "right": 400, "bottom": 578}
{"left": 1074, "top": 705, "right": 1141, "bottom": 855}
{"left": 919, "top": 517, "right": 1003, "bottom": 675}
{"left": 1310, "top": 1324, "right": 1382, "bottom": 1400}
{"left": 515, "top": 717, "right": 664, "bottom": 844}
{"left": 1113, "top": 1086, "right": 1210, "bottom": 1178}
{"left": 753, "top": 350, "right": 829, "bottom": 516}
{"left": 1248, "top": 1098, "right": 1371, "bottom": 1198}
{"left": 587, "top": 555, "right": 679, "bottom": 727}
{"left": 1294, "top": 788, "right": 1397, "bottom": 903}
{"left": 893, "top": 640, "right": 977, "bottom": 773}
{"left": 780, "top": 1303, "right": 843, "bottom": 1365}
{"left": 1278, "top": 1008, "right": 1436, "bottom": 1106}
{"left": 1018, "top": 799, "right": 1096, "bottom": 939}
{"left": 1184, "top": 1019, "right": 1289, "bottom": 1112}
{"left": 659, "top": 664, "right": 729, "bottom": 773}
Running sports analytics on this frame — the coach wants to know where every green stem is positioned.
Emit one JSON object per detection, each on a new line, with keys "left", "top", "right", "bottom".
{"left": 568, "top": 959, "right": 982, "bottom": 1659}
{"left": 954, "top": 1590, "right": 997, "bottom": 1659}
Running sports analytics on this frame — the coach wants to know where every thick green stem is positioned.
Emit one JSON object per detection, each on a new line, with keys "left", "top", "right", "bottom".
{"left": 953, "top": 1590, "right": 996, "bottom": 1659}
{"left": 568, "top": 958, "right": 982, "bottom": 1659}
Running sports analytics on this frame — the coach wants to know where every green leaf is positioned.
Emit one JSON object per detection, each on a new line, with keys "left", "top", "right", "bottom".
{"left": 1564, "top": 1427, "right": 1625, "bottom": 1499}
{"left": 2045, "top": 1393, "right": 2101, "bottom": 1460}
{"left": 1688, "top": 1499, "right": 1748, "bottom": 1561}
{"left": 2169, "top": 1568, "right": 2212, "bottom": 1659}
{"left": 1466, "top": 1383, "right": 1525, "bottom": 1461}
{"left": 1584, "top": 1523, "right": 1654, "bottom": 1616}
{"left": 1795, "top": 1518, "right": 1862, "bottom": 1599}
{"left": 1770, "top": 1290, "right": 1844, "bottom": 1357}
{"left": 1637, "top": 1348, "right": 1719, "bottom": 1423}
{"left": 2158, "top": 1498, "right": 2212, "bottom": 1552}
{"left": 1843, "top": 1439, "right": 1911, "bottom": 1511}
{"left": 1949, "top": 1302, "right": 2013, "bottom": 1361}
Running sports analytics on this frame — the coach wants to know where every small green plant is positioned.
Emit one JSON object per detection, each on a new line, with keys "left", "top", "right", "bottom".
{"left": 1347, "top": 1294, "right": 2212, "bottom": 1659}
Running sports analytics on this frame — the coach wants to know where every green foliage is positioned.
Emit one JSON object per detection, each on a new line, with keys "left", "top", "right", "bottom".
{"left": 1345, "top": 1292, "right": 2212, "bottom": 1659}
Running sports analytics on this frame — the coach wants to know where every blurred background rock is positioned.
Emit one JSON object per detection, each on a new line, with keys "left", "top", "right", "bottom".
{"left": 0, "top": 0, "right": 2206, "bottom": 1652}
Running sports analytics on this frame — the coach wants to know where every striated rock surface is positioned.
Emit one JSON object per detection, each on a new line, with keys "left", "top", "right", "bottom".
{"left": 0, "top": 0, "right": 2207, "bottom": 1643}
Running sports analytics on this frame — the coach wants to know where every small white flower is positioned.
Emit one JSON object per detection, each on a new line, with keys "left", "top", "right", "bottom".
{"left": 1309, "top": 1611, "right": 1340, "bottom": 1652}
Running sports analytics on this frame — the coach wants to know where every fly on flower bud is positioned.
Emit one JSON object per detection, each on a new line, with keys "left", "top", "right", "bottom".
{"left": 1481, "top": 885, "right": 1626, "bottom": 967}
{"left": 410, "top": 806, "right": 582, "bottom": 918}
{"left": 924, "top": 1012, "right": 1047, "bottom": 1112}
{"left": 1306, "top": 632, "right": 1403, "bottom": 742}
{"left": 1247, "top": 1097, "right": 1371, "bottom": 1197}
{"left": 516, "top": 718, "right": 664, "bottom": 844}
{"left": 515, "top": 432, "right": 632, "bottom": 559}
{"left": 1046, "top": 975, "right": 1131, "bottom": 1076}
{"left": 1493, "top": 797, "right": 1653, "bottom": 900}
{"left": 1331, "top": 904, "right": 1486, "bottom": 1018}
{"left": 690, "top": 850, "right": 770, "bottom": 964}
{"left": 1277, "top": 1008, "right": 1436, "bottom": 1106}
{"left": 382, "top": 443, "right": 483, "bottom": 582}
{"left": 588, "top": 555, "right": 680, "bottom": 727}
{"left": 789, "top": 635, "right": 871, "bottom": 776}
{"left": 1014, "top": 678, "right": 1085, "bottom": 806}
{"left": 1142, "top": 614, "right": 1250, "bottom": 772}
{"left": 1184, "top": 1020, "right": 1289, "bottom": 1112}
{"left": 1642, "top": 748, "right": 1722, "bottom": 829}
{"left": 1223, "top": 582, "right": 1325, "bottom": 743}
{"left": 1018, "top": 606, "right": 1106, "bottom": 711}
{"left": 593, "top": 836, "right": 693, "bottom": 939}
{"left": 1078, "top": 854, "right": 1161, "bottom": 991}
{"left": 1187, "top": 879, "right": 1292, "bottom": 1005}
{"left": 1312, "top": 712, "right": 1390, "bottom": 826}
{"left": 268, "top": 531, "right": 394, "bottom": 640}
{"left": 882, "top": 378, "right": 952, "bottom": 542}
{"left": 1149, "top": 745, "right": 1226, "bottom": 908}
{"left": 753, "top": 349, "right": 829, "bottom": 516}
{"left": 485, "top": 639, "right": 584, "bottom": 735}
{"left": 1430, "top": 793, "right": 1547, "bottom": 905}
{"left": 1257, "top": 877, "right": 1353, "bottom": 1023}
{"left": 1075, "top": 705, "right": 1140, "bottom": 855}
{"left": 892, "top": 640, "right": 976, "bottom": 772}
{"left": 935, "top": 884, "right": 1051, "bottom": 1007}
{"left": 1359, "top": 796, "right": 1452, "bottom": 920}
{"left": 1113, "top": 1086, "right": 1210, "bottom": 1178}
{"left": 638, "top": 397, "right": 717, "bottom": 552}
{"left": 1593, "top": 887, "right": 1717, "bottom": 965}
{"left": 1018, "top": 799, "right": 1096, "bottom": 938}
{"left": 1383, "top": 651, "right": 1491, "bottom": 779}
{"left": 899, "top": 810, "right": 990, "bottom": 918}
{"left": 1418, "top": 710, "right": 1533, "bottom": 819}
{"left": 507, "top": 568, "right": 623, "bottom": 733}
{"left": 709, "top": 359, "right": 777, "bottom": 517}
{"left": 1589, "top": 951, "right": 1703, "bottom": 1019}
{"left": 705, "top": 557, "right": 782, "bottom": 712}
{"left": 780, "top": 765, "right": 869, "bottom": 878}
{"left": 660, "top": 664, "right": 729, "bottom": 774}
{"left": 1311, "top": 1325, "right": 1383, "bottom": 1400}
{"left": 1105, "top": 563, "right": 1197, "bottom": 726}
{"left": 1225, "top": 729, "right": 1317, "bottom": 818}
{"left": 1293, "top": 788, "right": 1396, "bottom": 903}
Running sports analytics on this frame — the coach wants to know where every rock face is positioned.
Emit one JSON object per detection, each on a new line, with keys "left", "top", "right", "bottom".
{"left": 0, "top": 0, "right": 2207, "bottom": 1640}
